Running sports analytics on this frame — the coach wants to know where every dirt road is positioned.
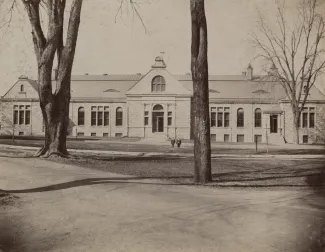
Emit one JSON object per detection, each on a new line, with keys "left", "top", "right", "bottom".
{"left": 0, "top": 156, "right": 324, "bottom": 252}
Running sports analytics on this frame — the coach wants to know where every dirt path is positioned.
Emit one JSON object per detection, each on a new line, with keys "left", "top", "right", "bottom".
{"left": 0, "top": 156, "right": 324, "bottom": 252}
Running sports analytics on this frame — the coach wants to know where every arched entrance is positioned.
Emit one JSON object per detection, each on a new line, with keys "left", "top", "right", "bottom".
{"left": 152, "top": 104, "right": 164, "bottom": 133}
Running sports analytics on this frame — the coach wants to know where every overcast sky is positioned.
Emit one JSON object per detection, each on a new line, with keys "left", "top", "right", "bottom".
{"left": 0, "top": 0, "right": 324, "bottom": 96}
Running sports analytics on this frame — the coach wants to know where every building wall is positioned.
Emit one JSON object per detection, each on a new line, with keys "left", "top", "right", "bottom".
{"left": 0, "top": 100, "right": 43, "bottom": 136}
{"left": 69, "top": 102, "right": 128, "bottom": 137}
{"left": 209, "top": 103, "right": 275, "bottom": 143}
{"left": 281, "top": 102, "right": 325, "bottom": 144}
{"left": 127, "top": 96, "right": 191, "bottom": 139}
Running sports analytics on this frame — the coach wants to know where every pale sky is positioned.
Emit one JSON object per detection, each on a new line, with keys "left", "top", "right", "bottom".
{"left": 0, "top": 0, "right": 324, "bottom": 96}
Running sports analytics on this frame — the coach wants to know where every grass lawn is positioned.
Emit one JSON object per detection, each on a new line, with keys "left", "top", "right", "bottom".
{"left": 0, "top": 138, "right": 324, "bottom": 155}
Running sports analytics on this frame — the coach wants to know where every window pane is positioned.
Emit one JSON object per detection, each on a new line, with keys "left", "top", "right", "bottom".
{"left": 224, "top": 112, "right": 230, "bottom": 127}
{"left": 104, "top": 106, "right": 109, "bottom": 111}
{"left": 26, "top": 105, "right": 31, "bottom": 110}
{"left": 224, "top": 134, "right": 230, "bottom": 142}
{"left": 25, "top": 111, "right": 30, "bottom": 125}
{"left": 237, "top": 134, "right": 244, "bottom": 142}
{"left": 145, "top": 111, "right": 149, "bottom": 116}
{"left": 211, "top": 107, "right": 216, "bottom": 112}
{"left": 168, "top": 117, "right": 172, "bottom": 126}
{"left": 168, "top": 112, "right": 172, "bottom": 117}
{"left": 217, "top": 107, "right": 223, "bottom": 112}
{"left": 116, "top": 112, "right": 123, "bottom": 126}
{"left": 78, "top": 108, "right": 85, "bottom": 126}
{"left": 211, "top": 112, "right": 216, "bottom": 127}
{"left": 309, "top": 113, "right": 315, "bottom": 128}
{"left": 98, "top": 111, "right": 103, "bottom": 126}
{"left": 19, "top": 111, "right": 24, "bottom": 125}
{"left": 303, "top": 135, "right": 308, "bottom": 144}
{"left": 91, "top": 106, "right": 96, "bottom": 111}
{"left": 19, "top": 105, "right": 24, "bottom": 110}
{"left": 144, "top": 117, "right": 149, "bottom": 126}
{"left": 302, "top": 113, "right": 308, "bottom": 128}
{"left": 217, "top": 112, "right": 223, "bottom": 127}
{"left": 104, "top": 112, "right": 109, "bottom": 126}
{"left": 224, "top": 107, "right": 230, "bottom": 112}
{"left": 14, "top": 110, "right": 18, "bottom": 125}
{"left": 237, "top": 109, "right": 244, "bottom": 127}
{"left": 309, "top": 107, "right": 315, "bottom": 112}
{"left": 255, "top": 109, "right": 262, "bottom": 128}
{"left": 91, "top": 111, "right": 96, "bottom": 126}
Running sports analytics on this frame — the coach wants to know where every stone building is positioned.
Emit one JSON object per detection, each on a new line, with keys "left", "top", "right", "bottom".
{"left": 1, "top": 56, "right": 325, "bottom": 144}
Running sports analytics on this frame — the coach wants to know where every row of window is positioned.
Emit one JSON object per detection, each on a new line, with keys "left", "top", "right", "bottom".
{"left": 78, "top": 106, "right": 123, "bottom": 126}
{"left": 210, "top": 134, "right": 262, "bottom": 143}
{"left": 13, "top": 105, "right": 31, "bottom": 125}
{"left": 77, "top": 132, "right": 123, "bottom": 137}
{"left": 210, "top": 107, "right": 262, "bottom": 128}
{"left": 299, "top": 107, "right": 315, "bottom": 128}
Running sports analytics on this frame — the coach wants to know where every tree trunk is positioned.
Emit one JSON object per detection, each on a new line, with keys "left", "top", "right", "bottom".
{"left": 190, "top": 0, "right": 212, "bottom": 184}
{"left": 36, "top": 67, "right": 71, "bottom": 158}
{"left": 293, "top": 112, "right": 300, "bottom": 145}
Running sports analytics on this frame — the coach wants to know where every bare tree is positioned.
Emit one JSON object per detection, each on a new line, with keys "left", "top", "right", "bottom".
{"left": 1, "top": 0, "right": 144, "bottom": 157}
{"left": 252, "top": 0, "right": 325, "bottom": 144}
{"left": 190, "top": 0, "right": 211, "bottom": 183}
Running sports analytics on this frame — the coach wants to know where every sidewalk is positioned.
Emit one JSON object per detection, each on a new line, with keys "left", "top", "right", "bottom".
{"left": 0, "top": 144, "right": 324, "bottom": 159}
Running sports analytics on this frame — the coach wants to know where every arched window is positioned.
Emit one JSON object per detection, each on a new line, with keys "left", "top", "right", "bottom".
{"left": 78, "top": 107, "right": 85, "bottom": 126}
{"left": 116, "top": 107, "right": 123, "bottom": 126}
{"left": 153, "top": 104, "right": 164, "bottom": 111}
{"left": 237, "top": 108, "right": 244, "bottom": 127}
{"left": 20, "top": 85, "right": 24, "bottom": 92}
{"left": 254, "top": 108, "right": 262, "bottom": 127}
{"left": 151, "top": 76, "right": 166, "bottom": 92}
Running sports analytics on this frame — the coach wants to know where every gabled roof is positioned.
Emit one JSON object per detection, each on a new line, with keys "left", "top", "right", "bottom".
{"left": 5, "top": 73, "right": 325, "bottom": 103}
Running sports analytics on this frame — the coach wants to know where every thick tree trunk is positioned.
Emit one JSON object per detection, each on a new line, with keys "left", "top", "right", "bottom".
{"left": 36, "top": 68, "right": 71, "bottom": 158}
{"left": 190, "top": 0, "right": 211, "bottom": 184}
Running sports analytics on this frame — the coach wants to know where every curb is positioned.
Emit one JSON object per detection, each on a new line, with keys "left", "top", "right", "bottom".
{"left": 0, "top": 144, "right": 324, "bottom": 159}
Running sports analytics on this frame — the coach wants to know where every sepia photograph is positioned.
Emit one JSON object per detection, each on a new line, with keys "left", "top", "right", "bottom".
{"left": 0, "top": 0, "right": 325, "bottom": 251}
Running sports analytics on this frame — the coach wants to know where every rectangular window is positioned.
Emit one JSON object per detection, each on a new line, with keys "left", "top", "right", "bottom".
{"left": 144, "top": 111, "right": 149, "bottom": 126}
{"left": 91, "top": 133, "right": 96, "bottom": 137}
{"left": 25, "top": 110, "right": 31, "bottom": 125}
{"left": 77, "top": 132, "right": 84, "bottom": 137}
{"left": 13, "top": 110, "right": 18, "bottom": 125}
{"left": 224, "top": 112, "right": 230, "bottom": 127}
{"left": 91, "top": 111, "right": 96, "bottom": 126}
{"left": 303, "top": 135, "right": 308, "bottom": 144}
{"left": 115, "top": 133, "right": 123, "bottom": 138}
{"left": 211, "top": 107, "right": 216, "bottom": 127}
{"left": 302, "top": 112, "right": 308, "bottom": 128}
{"left": 103, "top": 133, "right": 109, "bottom": 137}
{"left": 18, "top": 132, "right": 24, "bottom": 136}
{"left": 224, "top": 134, "right": 230, "bottom": 142}
{"left": 217, "top": 112, "right": 223, "bottom": 127}
{"left": 19, "top": 110, "right": 24, "bottom": 125}
{"left": 104, "top": 111, "right": 109, "bottom": 126}
{"left": 168, "top": 111, "right": 172, "bottom": 126}
{"left": 97, "top": 111, "right": 103, "bottom": 126}
{"left": 210, "top": 134, "right": 216, "bottom": 142}
{"left": 237, "top": 134, "right": 244, "bottom": 143}
{"left": 309, "top": 108, "right": 315, "bottom": 128}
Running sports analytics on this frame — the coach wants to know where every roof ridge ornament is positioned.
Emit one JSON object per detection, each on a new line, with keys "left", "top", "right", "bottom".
{"left": 152, "top": 56, "right": 167, "bottom": 69}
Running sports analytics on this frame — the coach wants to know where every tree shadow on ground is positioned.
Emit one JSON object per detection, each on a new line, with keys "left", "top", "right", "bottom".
{"left": 299, "top": 165, "right": 325, "bottom": 252}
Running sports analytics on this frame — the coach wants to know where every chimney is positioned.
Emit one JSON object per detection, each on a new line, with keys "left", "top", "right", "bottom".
{"left": 247, "top": 64, "right": 253, "bottom": 80}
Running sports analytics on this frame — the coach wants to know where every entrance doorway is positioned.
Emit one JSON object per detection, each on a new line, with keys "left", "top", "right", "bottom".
{"left": 152, "top": 104, "right": 164, "bottom": 133}
{"left": 270, "top": 114, "right": 278, "bottom": 133}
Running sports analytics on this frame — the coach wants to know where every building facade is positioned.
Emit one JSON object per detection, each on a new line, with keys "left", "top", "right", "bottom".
{"left": 1, "top": 56, "right": 325, "bottom": 144}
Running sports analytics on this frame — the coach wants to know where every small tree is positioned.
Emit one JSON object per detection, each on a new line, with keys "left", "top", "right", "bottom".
{"left": 252, "top": 0, "right": 325, "bottom": 144}
{"left": 190, "top": 0, "right": 211, "bottom": 183}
